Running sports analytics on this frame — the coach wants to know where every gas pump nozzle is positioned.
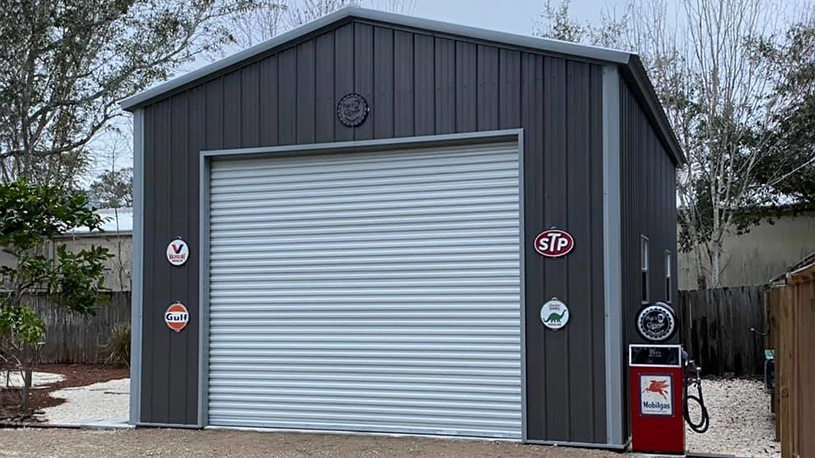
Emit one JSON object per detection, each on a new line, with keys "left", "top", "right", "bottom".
{"left": 681, "top": 350, "right": 710, "bottom": 434}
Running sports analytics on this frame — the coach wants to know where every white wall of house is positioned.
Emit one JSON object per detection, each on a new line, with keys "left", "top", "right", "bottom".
{"left": 678, "top": 211, "right": 815, "bottom": 290}
{"left": 0, "top": 208, "right": 134, "bottom": 292}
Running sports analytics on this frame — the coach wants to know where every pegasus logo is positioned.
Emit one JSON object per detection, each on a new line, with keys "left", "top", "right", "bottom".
{"left": 642, "top": 379, "right": 670, "bottom": 399}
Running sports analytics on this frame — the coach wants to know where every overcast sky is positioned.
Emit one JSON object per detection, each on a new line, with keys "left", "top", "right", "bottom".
{"left": 410, "top": 0, "right": 609, "bottom": 37}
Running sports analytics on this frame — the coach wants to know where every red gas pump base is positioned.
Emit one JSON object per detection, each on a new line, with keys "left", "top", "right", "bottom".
{"left": 629, "top": 344, "right": 686, "bottom": 455}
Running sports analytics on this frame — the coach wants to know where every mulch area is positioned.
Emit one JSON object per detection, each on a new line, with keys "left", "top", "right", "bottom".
{"left": 0, "top": 364, "right": 129, "bottom": 421}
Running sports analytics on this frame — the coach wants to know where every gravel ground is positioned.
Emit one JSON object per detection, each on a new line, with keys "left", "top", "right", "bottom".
{"left": 0, "top": 428, "right": 640, "bottom": 458}
{"left": 8, "top": 374, "right": 778, "bottom": 457}
{"left": 686, "top": 377, "right": 779, "bottom": 457}
{"left": 4, "top": 372, "right": 65, "bottom": 389}
{"left": 41, "top": 378, "right": 129, "bottom": 425}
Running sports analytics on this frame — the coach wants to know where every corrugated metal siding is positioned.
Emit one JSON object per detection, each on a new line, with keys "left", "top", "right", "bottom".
{"left": 206, "top": 143, "right": 522, "bottom": 438}
{"left": 140, "top": 17, "right": 610, "bottom": 441}
{"left": 619, "top": 81, "right": 678, "bottom": 343}
{"left": 619, "top": 79, "right": 679, "bottom": 438}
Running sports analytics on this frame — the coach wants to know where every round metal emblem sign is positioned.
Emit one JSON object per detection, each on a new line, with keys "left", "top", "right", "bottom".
{"left": 337, "top": 93, "right": 370, "bottom": 127}
{"left": 540, "top": 298, "right": 569, "bottom": 330}
{"left": 165, "top": 302, "right": 189, "bottom": 333}
{"left": 166, "top": 239, "right": 189, "bottom": 266}
{"left": 534, "top": 229, "right": 575, "bottom": 258}
{"left": 637, "top": 302, "right": 677, "bottom": 342}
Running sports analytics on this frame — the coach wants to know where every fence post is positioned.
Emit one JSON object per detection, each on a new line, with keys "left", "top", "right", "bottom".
{"left": 780, "top": 284, "right": 793, "bottom": 458}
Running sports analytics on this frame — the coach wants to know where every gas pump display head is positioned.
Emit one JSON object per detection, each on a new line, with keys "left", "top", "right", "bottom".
{"left": 637, "top": 301, "right": 677, "bottom": 342}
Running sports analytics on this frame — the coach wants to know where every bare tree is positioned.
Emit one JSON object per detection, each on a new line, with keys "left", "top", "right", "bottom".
{"left": 536, "top": 0, "right": 815, "bottom": 288}
{"left": 533, "top": 0, "right": 590, "bottom": 43}
{"left": 367, "top": 0, "right": 416, "bottom": 15}
{"left": 88, "top": 128, "right": 133, "bottom": 292}
{"left": 286, "top": 0, "right": 361, "bottom": 29}
{"left": 224, "top": 0, "right": 416, "bottom": 51}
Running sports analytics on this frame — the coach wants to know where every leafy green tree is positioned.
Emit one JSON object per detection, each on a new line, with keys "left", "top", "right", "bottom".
{"left": 751, "top": 20, "right": 815, "bottom": 205}
{"left": 0, "top": 0, "right": 258, "bottom": 186}
{"left": 0, "top": 179, "right": 112, "bottom": 412}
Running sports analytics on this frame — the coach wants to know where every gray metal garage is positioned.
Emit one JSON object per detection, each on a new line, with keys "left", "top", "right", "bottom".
{"left": 120, "top": 5, "right": 684, "bottom": 450}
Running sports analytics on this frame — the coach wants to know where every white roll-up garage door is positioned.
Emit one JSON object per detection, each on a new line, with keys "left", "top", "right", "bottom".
{"left": 206, "top": 141, "right": 522, "bottom": 439}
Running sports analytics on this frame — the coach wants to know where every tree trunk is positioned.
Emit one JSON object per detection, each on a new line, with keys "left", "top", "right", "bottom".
{"left": 695, "top": 245, "right": 708, "bottom": 289}
{"left": 710, "top": 245, "right": 721, "bottom": 288}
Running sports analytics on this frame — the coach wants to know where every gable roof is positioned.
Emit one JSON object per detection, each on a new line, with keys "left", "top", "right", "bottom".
{"left": 119, "top": 5, "right": 685, "bottom": 165}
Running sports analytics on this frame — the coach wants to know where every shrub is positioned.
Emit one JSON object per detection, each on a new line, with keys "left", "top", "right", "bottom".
{"left": 105, "top": 323, "right": 130, "bottom": 367}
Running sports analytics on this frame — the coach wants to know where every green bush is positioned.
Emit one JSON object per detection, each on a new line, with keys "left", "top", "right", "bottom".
{"left": 105, "top": 323, "right": 130, "bottom": 367}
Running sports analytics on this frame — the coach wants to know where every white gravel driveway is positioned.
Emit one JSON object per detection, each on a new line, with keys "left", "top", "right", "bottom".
{"left": 686, "top": 377, "right": 779, "bottom": 457}
{"left": 41, "top": 378, "right": 129, "bottom": 425}
{"left": 30, "top": 375, "right": 778, "bottom": 456}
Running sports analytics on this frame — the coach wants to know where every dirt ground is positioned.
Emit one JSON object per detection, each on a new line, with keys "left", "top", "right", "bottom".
{"left": 0, "top": 364, "right": 129, "bottom": 420}
{"left": 0, "top": 429, "right": 643, "bottom": 458}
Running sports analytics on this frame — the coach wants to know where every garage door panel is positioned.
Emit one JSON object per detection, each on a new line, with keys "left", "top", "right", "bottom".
{"left": 210, "top": 197, "right": 518, "bottom": 216}
{"left": 210, "top": 184, "right": 518, "bottom": 205}
{"left": 207, "top": 142, "right": 522, "bottom": 439}
{"left": 210, "top": 146, "right": 517, "bottom": 179}
{"left": 209, "top": 419, "right": 518, "bottom": 438}
{"left": 209, "top": 349, "right": 519, "bottom": 360}
{"left": 210, "top": 204, "right": 519, "bottom": 223}
{"left": 211, "top": 211, "right": 518, "bottom": 230}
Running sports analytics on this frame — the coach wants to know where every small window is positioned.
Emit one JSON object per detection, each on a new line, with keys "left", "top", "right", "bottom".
{"left": 665, "top": 251, "right": 672, "bottom": 303}
{"left": 641, "top": 236, "right": 649, "bottom": 303}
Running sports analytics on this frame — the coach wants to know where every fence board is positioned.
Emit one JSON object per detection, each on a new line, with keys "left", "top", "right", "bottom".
{"left": 768, "top": 264, "right": 815, "bottom": 458}
{"left": 24, "top": 292, "right": 131, "bottom": 364}
{"left": 678, "top": 286, "right": 766, "bottom": 376}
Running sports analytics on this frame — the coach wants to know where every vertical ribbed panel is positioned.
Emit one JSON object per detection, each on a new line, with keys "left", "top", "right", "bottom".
{"left": 206, "top": 142, "right": 522, "bottom": 438}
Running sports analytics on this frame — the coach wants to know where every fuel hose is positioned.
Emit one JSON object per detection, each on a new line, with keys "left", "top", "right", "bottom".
{"left": 683, "top": 361, "right": 710, "bottom": 433}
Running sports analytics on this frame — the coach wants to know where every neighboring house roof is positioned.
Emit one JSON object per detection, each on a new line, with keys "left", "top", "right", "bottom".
{"left": 118, "top": 5, "right": 686, "bottom": 166}
{"left": 65, "top": 207, "right": 134, "bottom": 236}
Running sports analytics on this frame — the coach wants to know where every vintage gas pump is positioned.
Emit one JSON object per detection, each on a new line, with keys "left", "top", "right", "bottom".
{"left": 629, "top": 301, "right": 700, "bottom": 455}
{"left": 629, "top": 342, "right": 686, "bottom": 454}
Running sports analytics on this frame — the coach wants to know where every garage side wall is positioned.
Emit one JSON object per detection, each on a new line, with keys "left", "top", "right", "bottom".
{"left": 139, "top": 18, "right": 609, "bottom": 442}
{"left": 619, "top": 79, "right": 680, "bottom": 437}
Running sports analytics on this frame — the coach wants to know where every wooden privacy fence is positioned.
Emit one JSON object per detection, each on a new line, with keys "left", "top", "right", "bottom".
{"left": 26, "top": 292, "right": 131, "bottom": 364}
{"left": 766, "top": 263, "right": 815, "bottom": 458}
{"left": 678, "top": 286, "right": 766, "bottom": 376}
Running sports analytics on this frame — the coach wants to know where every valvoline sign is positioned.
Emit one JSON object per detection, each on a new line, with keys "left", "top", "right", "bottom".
{"left": 534, "top": 229, "right": 575, "bottom": 258}
{"left": 166, "top": 239, "right": 189, "bottom": 266}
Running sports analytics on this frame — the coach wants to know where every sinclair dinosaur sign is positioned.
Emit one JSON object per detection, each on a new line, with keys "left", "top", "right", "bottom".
{"left": 540, "top": 298, "right": 570, "bottom": 330}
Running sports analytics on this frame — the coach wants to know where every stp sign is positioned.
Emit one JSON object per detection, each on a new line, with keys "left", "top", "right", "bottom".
{"left": 165, "top": 302, "right": 189, "bottom": 333}
{"left": 534, "top": 229, "right": 575, "bottom": 258}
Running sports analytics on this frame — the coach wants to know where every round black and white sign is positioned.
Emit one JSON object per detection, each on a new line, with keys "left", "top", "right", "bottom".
{"left": 337, "top": 93, "right": 370, "bottom": 127}
{"left": 637, "top": 302, "right": 677, "bottom": 342}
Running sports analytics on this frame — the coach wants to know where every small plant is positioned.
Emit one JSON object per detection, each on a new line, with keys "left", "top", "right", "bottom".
{"left": 105, "top": 323, "right": 130, "bottom": 368}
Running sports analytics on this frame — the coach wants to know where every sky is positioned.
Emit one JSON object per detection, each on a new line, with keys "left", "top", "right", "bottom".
{"left": 409, "top": 0, "right": 608, "bottom": 37}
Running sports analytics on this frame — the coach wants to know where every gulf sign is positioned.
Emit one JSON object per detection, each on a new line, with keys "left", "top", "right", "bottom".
{"left": 534, "top": 229, "right": 575, "bottom": 258}
{"left": 165, "top": 302, "right": 189, "bottom": 333}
